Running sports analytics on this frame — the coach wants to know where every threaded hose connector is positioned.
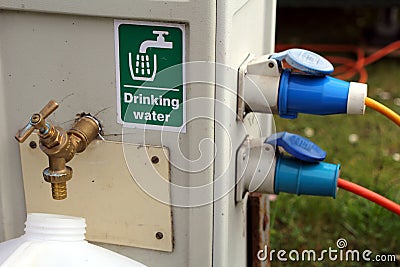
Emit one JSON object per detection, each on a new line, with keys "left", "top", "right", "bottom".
{"left": 51, "top": 182, "right": 68, "bottom": 200}
{"left": 43, "top": 166, "right": 72, "bottom": 201}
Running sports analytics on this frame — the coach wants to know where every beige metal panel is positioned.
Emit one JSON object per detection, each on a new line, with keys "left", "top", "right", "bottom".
{"left": 20, "top": 134, "right": 173, "bottom": 252}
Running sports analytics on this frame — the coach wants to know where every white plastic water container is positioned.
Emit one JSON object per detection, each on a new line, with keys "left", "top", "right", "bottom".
{"left": 0, "top": 213, "right": 146, "bottom": 267}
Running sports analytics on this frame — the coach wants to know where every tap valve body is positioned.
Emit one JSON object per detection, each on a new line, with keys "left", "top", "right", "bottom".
{"left": 15, "top": 100, "right": 100, "bottom": 200}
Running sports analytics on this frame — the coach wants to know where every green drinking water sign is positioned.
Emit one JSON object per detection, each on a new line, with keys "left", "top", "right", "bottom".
{"left": 114, "top": 20, "right": 186, "bottom": 132}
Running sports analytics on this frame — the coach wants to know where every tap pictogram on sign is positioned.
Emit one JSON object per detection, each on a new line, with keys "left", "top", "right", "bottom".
{"left": 128, "top": 31, "right": 173, "bottom": 81}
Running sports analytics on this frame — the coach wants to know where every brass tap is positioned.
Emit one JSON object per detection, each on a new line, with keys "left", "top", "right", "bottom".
{"left": 15, "top": 100, "right": 100, "bottom": 200}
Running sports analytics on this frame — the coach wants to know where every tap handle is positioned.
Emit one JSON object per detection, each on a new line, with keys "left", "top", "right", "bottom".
{"left": 153, "top": 30, "right": 169, "bottom": 37}
{"left": 38, "top": 99, "right": 59, "bottom": 119}
{"left": 15, "top": 100, "right": 59, "bottom": 143}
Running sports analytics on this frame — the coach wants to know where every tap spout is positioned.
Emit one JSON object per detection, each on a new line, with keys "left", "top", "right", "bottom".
{"left": 15, "top": 100, "right": 101, "bottom": 200}
{"left": 39, "top": 115, "right": 99, "bottom": 200}
{"left": 43, "top": 157, "right": 72, "bottom": 200}
{"left": 139, "top": 30, "right": 173, "bottom": 53}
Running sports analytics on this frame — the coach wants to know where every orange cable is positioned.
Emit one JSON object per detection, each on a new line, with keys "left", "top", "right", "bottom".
{"left": 365, "top": 97, "right": 400, "bottom": 127}
{"left": 338, "top": 178, "right": 400, "bottom": 216}
{"left": 364, "top": 40, "right": 400, "bottom": 66}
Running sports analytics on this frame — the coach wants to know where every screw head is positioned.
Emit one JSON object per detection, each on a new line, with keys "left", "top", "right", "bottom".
{"left": 151, "top": 156, "right": 160, "bottom": 164}
{"left": 29, "top": 141, "right": 37, "bottom": 149}
{"left": 30, "top": 113, "right": 41, "bottom": 124}
{"left": 268, "top": 62, "right": 275, "bottom": 68}
{"left": 155, "top": 232, "right": 163, "bottom": 240}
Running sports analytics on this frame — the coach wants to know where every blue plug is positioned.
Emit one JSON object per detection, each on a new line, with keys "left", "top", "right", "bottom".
{"left": 274, "top": 155, "right": 340, "bottom": 198}
{"left": 279, "top": 69, "right": 350, "bottom": 118}
{"left": 267, "top": 132, "right": 340, "bottom": 198}
{"left": 270, "top": 49, "right": 367, "bottom": 119}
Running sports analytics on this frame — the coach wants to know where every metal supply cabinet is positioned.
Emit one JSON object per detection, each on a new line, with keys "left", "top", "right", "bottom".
{"left": 0, "top": 1, "right": 276, "bottom": 266}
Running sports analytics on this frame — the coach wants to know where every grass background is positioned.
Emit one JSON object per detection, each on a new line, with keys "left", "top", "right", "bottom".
{"left": 269, "top": 7, "right": 400, "bottom": 267}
